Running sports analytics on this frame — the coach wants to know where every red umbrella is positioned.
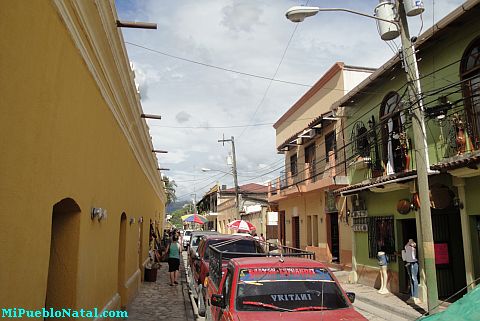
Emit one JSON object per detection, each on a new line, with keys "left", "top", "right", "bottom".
{"left": 227, "top": 220, "right": 256, "bottom": 232}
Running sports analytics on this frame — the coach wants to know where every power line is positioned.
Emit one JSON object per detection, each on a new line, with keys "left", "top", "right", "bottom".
{"left": 125, "top": 42, "right": 311, "bottom": 88}
{"left": 238, "top": 22, "right": 300, "bottom": 139}
{"left": 174, "top": 58, "right": 472, "bottom": 196}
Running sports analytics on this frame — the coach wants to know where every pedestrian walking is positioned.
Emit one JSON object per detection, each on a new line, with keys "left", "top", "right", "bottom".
{"left": 164, "top": 235, "right": 181, "bottom": 286}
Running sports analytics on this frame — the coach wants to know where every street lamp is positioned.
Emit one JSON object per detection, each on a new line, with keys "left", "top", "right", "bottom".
{"left": 201, "top": 168, "right": 232, "bottom": 175}
{"left": 285, "top": 1, "right": 438, "bottom": 313}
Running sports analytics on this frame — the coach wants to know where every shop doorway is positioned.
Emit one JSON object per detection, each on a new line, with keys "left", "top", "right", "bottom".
{"left": 118, "top": 213, "right": 127, "bottom": 308}
{"left": 327, "top": 213, "right": 340, "bottom": 262}
{"left": 398, "top": 218, "right": 418, "bottom": 294}
{"left": 45, "top": 198, "right": 81, "bottom": 318}
{"left": 292, "top": 216, "right": 300, "bottom": 248}
{"left": 279, "top": 211, "right": 286, "bottom": 246}
{"left": 432, "top": 208, "right": 466, "bottom": 301}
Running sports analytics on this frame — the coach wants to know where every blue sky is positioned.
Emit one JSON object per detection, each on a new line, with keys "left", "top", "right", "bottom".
{"left": 115, "top": 0, "right": 465, "bottom": 203}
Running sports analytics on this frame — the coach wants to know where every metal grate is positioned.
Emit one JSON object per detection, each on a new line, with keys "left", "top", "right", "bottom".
{"left": 368, "top": 216, "right": 396, "bottom": 263}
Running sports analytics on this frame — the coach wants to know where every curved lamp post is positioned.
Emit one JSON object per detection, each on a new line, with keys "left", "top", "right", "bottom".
{"left": 285, "top": 2, "right": 439, "bottom": 312}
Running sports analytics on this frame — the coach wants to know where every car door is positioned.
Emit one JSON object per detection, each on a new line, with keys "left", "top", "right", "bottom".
{"left": 218, "top": 267, "right": 234, "bottom": 321}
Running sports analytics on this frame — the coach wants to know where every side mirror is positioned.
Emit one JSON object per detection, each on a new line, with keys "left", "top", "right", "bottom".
{"left": 194, "top": 252, "right": 200, "bottom": 260}
{"left": 346, "top": 292, "right": 356, "bottom": 303}
{"left": 211, "top": 294, "right": 226, "bottom": 308}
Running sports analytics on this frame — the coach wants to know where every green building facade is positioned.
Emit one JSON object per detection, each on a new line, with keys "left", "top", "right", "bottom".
{"left": 334, "top": 1, "right": 480, "bottom": 303}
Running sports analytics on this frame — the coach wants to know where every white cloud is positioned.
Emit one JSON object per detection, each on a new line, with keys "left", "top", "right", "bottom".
{"left": 176, "top": 111, "right": 191, "bottom": 123}
{"left": 117, "top": 0, "right": 466, "bottom": 200}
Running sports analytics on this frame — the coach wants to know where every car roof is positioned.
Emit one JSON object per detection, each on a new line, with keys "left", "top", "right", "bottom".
{"left": 230, "top": 256, "right": 328, "bottom": 269}
{"left": 191, "top": 231, "right": 219, "bottom": 236}
{"left": 202, "top": 234, "right": 253, "bottom": 241}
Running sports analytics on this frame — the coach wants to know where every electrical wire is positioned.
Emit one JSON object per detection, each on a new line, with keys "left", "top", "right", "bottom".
{"left": 238, "top": 19, "right": 300, "bottom": 139}
{"left": 234, "top": 83, "right": 478, "bottom": 193}
{"left": 171, "top": 56, "right": 476, "bottom": 196}
{"left": 125, "top": 42, "right": 311, "bottom": 88}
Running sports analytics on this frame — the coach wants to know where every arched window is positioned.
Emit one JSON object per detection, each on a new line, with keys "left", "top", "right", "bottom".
{"left": 380, "top": 92, "right": 406, "bottom": 174}
{"left": 461, "top": 36, "right": 480, "bottom": 148}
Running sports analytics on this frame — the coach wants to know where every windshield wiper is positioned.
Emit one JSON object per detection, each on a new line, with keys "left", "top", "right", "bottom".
{"left": 242, "top": 301, "right": 293, "bottom": 312}
{"left": 293, "top": 306, "right": 330, "bottom": 311}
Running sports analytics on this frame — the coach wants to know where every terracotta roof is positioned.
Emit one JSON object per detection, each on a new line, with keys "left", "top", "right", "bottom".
{"left": 430, "top": 153, "right": 480, "bottom": 171}
{"left": 223, "top": 183, "right": 268, "bottom": 194}
{"left": 334, "top": 170, "right": 417, "bottom": 195}
{"left": 331, "top": 0, "right": 480, "bottom": 111}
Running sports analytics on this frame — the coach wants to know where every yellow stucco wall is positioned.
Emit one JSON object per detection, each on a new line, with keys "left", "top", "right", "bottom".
{"left": 0, "top": 0, "right": 165, "bottom": 313}
{"left": 278, "top": 190, "right": 352, "bottom": 264}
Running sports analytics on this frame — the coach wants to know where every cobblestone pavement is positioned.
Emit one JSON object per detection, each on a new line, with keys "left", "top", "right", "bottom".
{"left": 124, "top": 259, "right": 195, "bottom": 321}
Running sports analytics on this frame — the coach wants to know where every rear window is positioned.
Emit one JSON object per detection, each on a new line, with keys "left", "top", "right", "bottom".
{"left": 191, "top": 235, "right": 203, "bottom": 247}
{"left": 185, "top": 231, "right": 192, "bottom": 236}
{"left": 205, "top": 239, "right": 262, "bottom": 260}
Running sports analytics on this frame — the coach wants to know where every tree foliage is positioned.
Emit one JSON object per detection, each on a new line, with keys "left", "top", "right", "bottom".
{"left": 163, "top": 175, "right": 177, "bottom": 205}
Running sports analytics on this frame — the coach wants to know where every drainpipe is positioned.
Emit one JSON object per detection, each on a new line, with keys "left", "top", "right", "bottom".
{"left": 452, "top": 177, "right": 475, "bottom": 291}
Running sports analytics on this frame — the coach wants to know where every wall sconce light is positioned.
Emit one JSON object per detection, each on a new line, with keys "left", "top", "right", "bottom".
{"left": 300, "top": 219, "right": 303, "bottom": 224}
{"left": 286, "top": 219, "right": 291, "bottom": 224}
{"left": 91, "top": 208, "right": 107, "bottom": 221}
{"left": 130, "top": 217, "right": 136, "bottom": 225}
{"left": 453, "top": 197, "right": 464, "bottom": 210}
{"left": 320, "top": 217, "right": 323, "bottom": 223}
{"left": 138, "top": 217, "right": 144, "bottom": 223}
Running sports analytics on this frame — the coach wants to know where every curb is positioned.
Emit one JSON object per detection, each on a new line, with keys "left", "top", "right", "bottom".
{"left": 181, "top": 259, "right": 197, "bottom": 321}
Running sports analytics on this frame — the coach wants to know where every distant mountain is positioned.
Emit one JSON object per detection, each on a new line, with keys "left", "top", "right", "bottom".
{"left": 166, "top": 200, "right": 191, "bottom": 214}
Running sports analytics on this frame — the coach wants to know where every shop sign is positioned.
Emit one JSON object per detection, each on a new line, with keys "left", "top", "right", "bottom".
{"left": 434, "top": 243, "right": 449, "bottom": 265}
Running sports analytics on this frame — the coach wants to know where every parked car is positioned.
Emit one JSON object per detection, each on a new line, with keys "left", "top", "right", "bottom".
{"left": 188, "top": 231, "right": 220, "bottom": 268}
{"left": 206, "top": 256, "right": 366, "bottom": 321}
{"left": 191, "top": 234, "right": 265, "bottom": 316}
{"left": 182, "top": 229, "right": 194, "bottom": 250}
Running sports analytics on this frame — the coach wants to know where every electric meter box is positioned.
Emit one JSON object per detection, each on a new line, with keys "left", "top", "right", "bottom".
{"left": 404, "top": 0, "right": 425, "bottom": 17}
{"left": 374, "top": 2, "right": 400, "bottom": 41}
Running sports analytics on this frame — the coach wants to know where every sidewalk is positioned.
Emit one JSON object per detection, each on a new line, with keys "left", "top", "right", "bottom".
{"left": 124, "top": 259, "right": 195, "bottom": 321}
{"left": 335, "top": 271, "right": 429, "bottom": 321}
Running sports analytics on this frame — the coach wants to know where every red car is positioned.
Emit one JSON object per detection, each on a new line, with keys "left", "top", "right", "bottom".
{"left": 206, "top": 256, "right": 366, "bottom": 321}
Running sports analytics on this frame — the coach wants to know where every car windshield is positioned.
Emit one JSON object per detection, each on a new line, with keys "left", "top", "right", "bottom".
{"left": 236, "top": 267, "right": 349, "bottom": 312}
{"left": 191, "top": 235, "right": 203, "bottom": 247}
{"left": 204, "top": 239, "right": 262, "bottom": 260}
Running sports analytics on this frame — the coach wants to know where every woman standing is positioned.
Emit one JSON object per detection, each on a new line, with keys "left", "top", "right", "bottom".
{"left": 165, "top": 235, "right": 181, "bottom": 286}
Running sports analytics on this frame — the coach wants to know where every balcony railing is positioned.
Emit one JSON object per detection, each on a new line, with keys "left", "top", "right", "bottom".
{"left": 268, "top": 151, "right": 344, "bottom": 197}
{"left": 433, "top": 109, "right": 479, "bottom": 159}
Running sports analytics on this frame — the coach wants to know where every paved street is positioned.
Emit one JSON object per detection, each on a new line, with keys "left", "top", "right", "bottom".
{"left": 124, "top": 257, "right": 195, "bottom": 321}
{"left": 125, "top": 255, "right": 440, "bottom": 321}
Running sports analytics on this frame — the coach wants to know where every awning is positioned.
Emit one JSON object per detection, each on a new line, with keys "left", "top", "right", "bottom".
{"left": 336, "top": 171, "right": 418, "bottom": 196}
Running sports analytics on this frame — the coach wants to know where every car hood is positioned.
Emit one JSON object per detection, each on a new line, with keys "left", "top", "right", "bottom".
{"left": 234, "top": 308, "right": 366, "bottom": 321}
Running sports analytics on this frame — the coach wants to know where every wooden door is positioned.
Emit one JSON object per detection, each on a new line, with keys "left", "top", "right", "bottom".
{"left": 292, "top": 216, "right": 300, "bottom": 248}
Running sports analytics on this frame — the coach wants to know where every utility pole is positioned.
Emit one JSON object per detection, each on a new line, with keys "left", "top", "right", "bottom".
{"left": 396, "top": 0, "right": 438, "bottom": 312}
{"left": 218, "top": 135, "right": 240, "bottom": 219}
